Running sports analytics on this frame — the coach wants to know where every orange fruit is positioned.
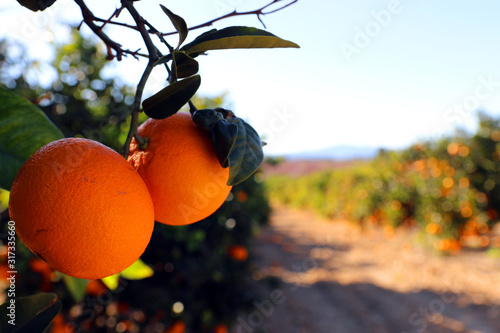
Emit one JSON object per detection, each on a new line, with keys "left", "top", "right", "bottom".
{"left": 128, "top": 112, "right": 232, "bottom": 225}
{"left": 9, "top": 138, "right": 155, "bottom": 279}
{"left": 228, "top": 245, "right": 248, "bottom": 261}
{"left": 165, "top": 320, "right": 186, "bottom": 333}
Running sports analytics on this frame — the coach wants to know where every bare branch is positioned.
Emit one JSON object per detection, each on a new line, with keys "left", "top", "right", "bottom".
{"left": 74, "top": 0, "right": 124, "bottom": 60}
{"left": 162, "top": 0, "right": 298, "bottom": 36}
{"left": 121, "top": 0, "right": 161, "bottom": 158}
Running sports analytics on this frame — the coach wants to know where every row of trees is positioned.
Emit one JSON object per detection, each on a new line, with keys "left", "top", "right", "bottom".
{"left": 266, "top": 113, "right": 500, "bottom": 252}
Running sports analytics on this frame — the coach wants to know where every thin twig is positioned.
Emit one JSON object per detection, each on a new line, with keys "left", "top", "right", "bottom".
{"left": 74, "top": 0, "right": 124, "bottom": 60}
{"left": 162, "top": 0, "right": 298, "bottom": 35}
{"left": 121, "top": 0, "right": 160, "bottom": 158}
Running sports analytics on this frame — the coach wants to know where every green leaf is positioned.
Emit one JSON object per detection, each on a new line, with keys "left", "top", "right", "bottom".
{"left": 172, "top": 51, "right": 199, "bottom": 79}
{"left": 61, "top": 274, "right": 88, "bottom": 302}
{"left": 142, "top": 75, "right": 201, "bottom": 119}
{"left": 17, "top": 0, "right": 57, "bottom": 11}
{"left": 0, "top": 85, "right": 64, "bottom": 190}
{"left": 160, "top": 5, "right": 188, "bottom": 49}
{"left": 101, "top": 259, "right": 153, "bottom": 290}
{"left": 154, "top": 54, "right": 172, "bottom": 67}
{"left": 101, "top": 275, "right": 119, "bottom": 290}
{"left": 0, "top": 293, "right": 61, "bottom": 333}
{"left": 181, "top": 26, "right": 299, "bottom": 56}
{"left": 119, "top": 259, "right": 154, "bottom": 280}
{"left": 225, "top": 117, "right": 264, "bottom": 185}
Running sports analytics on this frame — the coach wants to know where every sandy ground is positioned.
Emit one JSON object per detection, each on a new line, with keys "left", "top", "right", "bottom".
{"left": 232, "top": 207, "right": 500, "bottom": 333}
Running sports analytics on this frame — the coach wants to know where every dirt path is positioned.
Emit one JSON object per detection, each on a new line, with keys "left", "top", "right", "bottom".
{"left": 235, "top": 207, "right": 500, "bottom": 333}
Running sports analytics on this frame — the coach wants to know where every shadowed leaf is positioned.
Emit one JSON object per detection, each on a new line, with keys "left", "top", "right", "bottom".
{"left": 212, "top": 120, "right": 238, "bottom": 168}
{"left": 17, "top": 0, "right": 57, "bottom": 11}
{"left": 142, "top": 75, "right": 201, "bottom": 119}
{"left": 160, "top": 5, "right": 188, "bottom": 49}
{"left": 0, "top": 293, "right": 61, "bottom": 333}
{"left": 225, "top": 117, "right": 264, "bottom": 185}
{"left": 172, "top": 51, "right": 199, "bottom": 79}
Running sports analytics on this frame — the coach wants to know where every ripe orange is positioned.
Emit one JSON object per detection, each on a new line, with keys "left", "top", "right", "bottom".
{"left": 9, "top": 138, "right": 155, "bottom": 279}
{"left": 128, "top": 112, "right": 232, "bottom": 225}
{"left": 227, "top": 245, "right": 248, "bottom": 261}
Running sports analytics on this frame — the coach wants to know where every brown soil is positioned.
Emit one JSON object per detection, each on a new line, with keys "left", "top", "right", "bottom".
{"left": 232, "top": 207, "right": 500, "bottom": 333}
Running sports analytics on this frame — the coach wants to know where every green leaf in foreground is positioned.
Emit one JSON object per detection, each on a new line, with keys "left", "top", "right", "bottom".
{"left": 160, "top": 5, "right": 189, "bottom": 49}
{"left": 17, "top": 0, "right": 57, "bottom": 12}
{"left": 0, "top": 85, "right": 64, "bottom": 190}
{"left": 0, "top": 293, "right": 61, "bottom": 333}
{"left": 142, "top": 75, "right": 201, "bottom": 119}
{"left": 181, "top": 26, "right": 299, "bottom": 56}
{"left": 102, "top": 259, "right": 154, "bottom": 290}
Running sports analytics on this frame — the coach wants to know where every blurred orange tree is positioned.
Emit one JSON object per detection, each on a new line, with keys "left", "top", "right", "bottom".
{"left": 266, "top": 113, "right": 500, "bottom": 252}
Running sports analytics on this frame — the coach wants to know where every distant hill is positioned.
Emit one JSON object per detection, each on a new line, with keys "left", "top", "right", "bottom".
{"left": 263, "top": 146, "right": 382, "bottom": 177}
{"left": 284, "top": 145, "right": 381, "bottom": 160}
{"left": 263, "top": 159, "right": 361, "bottom": 177}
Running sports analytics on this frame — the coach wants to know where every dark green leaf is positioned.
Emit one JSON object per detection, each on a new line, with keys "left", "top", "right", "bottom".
{"left": 225, "top": 117, "right": 264, "bottom": 185}
{"left": 172, "top": 51, "right": 199, "bottom": 79}
{"left": 142, "top": 75, "right": 201, "bottom": 119}
{"left": 61, "top": 274, "right": 88, "bottom": 302}
{"left": 17, "top": 0, "right": 57, "bottom": 11}
{"left": 0, "top": 85, "right": 64, "bottom": 190}
{"left": 181, "top": 26, "right": 299, "bottom": 56}
{"left": 154, "top": 54, "right": 172, "bottom": 67}
{"left": 0, "top": 293, "right": 61, "bottom": 333}
{"left": 192, "top": 108, "right": 222, "bottom": 131}
{"left": 160, "top": 5, "right": 188, "bottom": 49}
{"left": 212, "top": 120, "right": 238, "bottom": 168}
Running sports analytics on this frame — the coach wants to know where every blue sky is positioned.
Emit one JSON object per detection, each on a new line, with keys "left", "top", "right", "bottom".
{"left": 3, "top": 0, "right": 500, "bottom": 155}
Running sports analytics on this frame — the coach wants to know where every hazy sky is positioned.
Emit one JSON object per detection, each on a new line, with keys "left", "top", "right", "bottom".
{"left": 3, "top": 0, "right": 500, "bottom": 155}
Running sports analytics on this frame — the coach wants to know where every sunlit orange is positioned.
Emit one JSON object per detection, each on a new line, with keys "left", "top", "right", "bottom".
{"left": 458, "top": 145, "right": 470, "bottom": 157}
{"left": 475, "top": 192, "right": 487, "bottom": 204}
{"left": 491, "top": 130, "right": 500, "bottom": 141}
{"left": 442, "top": 177, "right": 454, "bottom": 189}
{"left": 447, "top": 143, "right": 459, "bottom": 155}
{"left": 444, "top": 166, "right": 455, "bottom": 177}
{"left": 427, "top": 157, "right": 439, "bottom": 168}
{"left": 458, "top": 177, "right": 470, "bottom": 189}
{"left": 426, "top": 223, "right": 442, "bottom": 235}
{"left": 431, "top": 167, "right": 442, "bottom": 178}
{"left": 413, "top": 159, "right": 426, "bottom": 172}
{"left": 461, "top": 206, "right": 473, "bottom": 218}
{"left": 479, "top": 236, "right": 490, "bottom": 247}
{"left": 391, "top": 200, "right": 402, "bottom": 211}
